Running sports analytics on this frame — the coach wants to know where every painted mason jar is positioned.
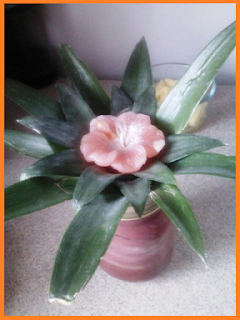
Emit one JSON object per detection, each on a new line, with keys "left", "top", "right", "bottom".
{"left": 100, "top": 195, "right": 175, "bottom": 281}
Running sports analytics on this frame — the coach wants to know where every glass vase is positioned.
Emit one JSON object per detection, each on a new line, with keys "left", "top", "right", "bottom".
{"left": 100, "top": 195, "right": 174, "bottom": 281}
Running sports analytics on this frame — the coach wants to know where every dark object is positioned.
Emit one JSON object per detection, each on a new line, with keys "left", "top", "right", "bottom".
{"left": 5, "top": 4, "right": 57, "bottom": 89}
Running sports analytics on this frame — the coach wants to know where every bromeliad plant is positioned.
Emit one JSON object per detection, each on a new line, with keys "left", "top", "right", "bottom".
{"left": 5, "top": 21, "right": 236, "bottom": 304}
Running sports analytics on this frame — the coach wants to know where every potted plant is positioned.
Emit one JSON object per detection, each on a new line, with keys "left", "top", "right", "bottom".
{"left": 5, "top": 21, "right": 236, "bottom": 304}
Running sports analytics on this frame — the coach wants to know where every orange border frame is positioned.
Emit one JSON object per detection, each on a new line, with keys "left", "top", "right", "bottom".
{"left": 2, "top": 1, "right": 237, "bottom": 318}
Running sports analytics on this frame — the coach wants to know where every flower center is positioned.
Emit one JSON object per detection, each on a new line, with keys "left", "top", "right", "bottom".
{"left": 97, "top": 121, "right": 116, "bottom": 139}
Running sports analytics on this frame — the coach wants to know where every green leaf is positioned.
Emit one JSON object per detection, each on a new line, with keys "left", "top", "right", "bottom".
{"left": 169, "top": 153, "right": 236, "bottom": 179}
{"left": 20, "top": 149, "right": 86, "bottom": 180}
{"left": 18, "top": 116, "right": 85, "bottom": 149}
{"left": 49, "top": 193, "right": 128, "bottom": 304}
{"left": 110, "top": 85, "right": 133, "bottom": 115}
{"left": 117, "top": 178, "right": 150, "bottom": 217}
{"left": 121, "top": 37, "right": 152, "bottom": 101}
{"left": 162, "top": 134, "right": 226, "bottom": 163}
{"left": 135, "top": 161, "right": 177, "bottom": 185}
{"left": 151, "top": 184, "right": 205, "bottom": 263}
{"left": 132, "top": 86, "right": 157, "bottom": 123}
{"left": 59, "top": 44, "right": 110, "bottom": 115}
{"left": 57, "top": 84, "right": 95, "bottom": 124}
{"left": 5, "top": 178, "right": 72, "bottom": 221}
{"left": 73, "top": 166, "right": 119, "bottom": 212}
{"left": 4, "top": 130, "right": 56, "bottom": 159}
{"left": 5, "top": 78, "right": 65, "bottom": 121}
{"left": 58, "top": 177, "right": 78, "bottom": 194}
{"left": 156, "top": 21, "right": 236, "bottom": 134}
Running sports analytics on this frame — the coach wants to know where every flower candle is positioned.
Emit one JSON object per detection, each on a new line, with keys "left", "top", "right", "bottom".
{"left": 80, "top": 111, "right": 165, "bottom": 174}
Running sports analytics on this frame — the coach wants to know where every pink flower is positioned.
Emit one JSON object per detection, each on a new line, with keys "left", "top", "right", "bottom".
{"left": 80, "top": 111, "right": 165, "bottom": 174}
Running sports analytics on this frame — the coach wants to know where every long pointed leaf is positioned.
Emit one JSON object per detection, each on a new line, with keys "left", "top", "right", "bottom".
{"left": 156, "top": 21, "right": 236, "bottom": 134}
{"left": 49, "top": 193, "right": 128, "bottom": 304}
{"left": 117, "top": 178, "right": 150, "bottom": 217}
{"left": 18, "top": 116, "right": 85, "bottom": 149}
{"left": 4, "top": 130, "right": 56, "bottom": 159}
{"left": 59, "top": 44, "right": 110, "bottom": 115}
{"left": 151, "top": 184, "right": 205, "bottom": 262}
{"left": 5, "top": 78, "right": 65, "bottom": 120}
{"left": 162, "top": 134, "right": 226, "bottom": 163}
{"left": 132, "top": 86, "right": 157, "bottom": 123}
{"left": 73, "top": 166, "right": 119, "bottom": 212}
{"left": 121, "top": 37, "right": 152, "bottom": 101}
{"left": 5, "top": 178, "right": 72, "bottom": 221}
{"left": 20, "top": 149, "right": 86, "bottom": 180}
{"left": 57, "top": 84, "right": 95, "bottom": 124}
{"left": 110, "top": 85, "right": 133, "bottom": 115}
{"left": 135, "top": 161, "right": 177, "bottom": 185}
{"left": 169, "top": 153, "right": 236, "bottom": 179}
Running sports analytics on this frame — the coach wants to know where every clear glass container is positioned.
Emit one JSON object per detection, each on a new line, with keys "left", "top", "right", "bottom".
{"left": 152, "top": 63, "right": 216, "bottom": 133}
{"left": 100, "top": 196, "right": 174, "bottom": 281}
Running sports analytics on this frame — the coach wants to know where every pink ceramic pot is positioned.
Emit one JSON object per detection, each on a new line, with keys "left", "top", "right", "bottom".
{"left": 100, "top": 198, "right": 174, "bottom": 282}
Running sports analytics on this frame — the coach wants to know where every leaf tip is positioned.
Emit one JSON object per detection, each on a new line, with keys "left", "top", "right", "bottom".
{"left": 59, "top": 43, "right": 74, "bottom": 61}
{"left": 72, "top": 199, "right": 82, "bottom": 214}
{"left": 20, "top": 172, "right": 28, "bottom": 181}
{"left": 199, "top": 251, "right": 207, "bottom": 267}
{"left": 59, "top": 42, "right": 71, "bottom": 51}
{"left": 136, "top": 36, "right": 148, "bottom": 51}
{"left": 223, "top": 142, "right": 229, "bottom": 147}
{"left": 48, "top": 296, "right": 72, "bottom": 306}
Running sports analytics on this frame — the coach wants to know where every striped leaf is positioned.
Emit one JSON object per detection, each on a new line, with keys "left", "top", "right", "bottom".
{"left": 156, "top": 21, "right": 236, "bottom": 134}
{"left": 110, "top": 85, "right": 133, "bottom": 115}
{"left": 117, "top": 178, "right": 150, "bottom": 217}
{"left": 169, "top": 153, "right": 236, "bottom": 179}
{"left": 20, "top": 149, "right": 86, "bottom": 180}
{"left": 4, "top": 130, "right": 55, "bottom": 159}
{"left": 59, "top": 44, "right": 110, "bottom": 115}
{"left": 73, "top": 166, "right": 119, "bottom": 212}
{"left": 121, "top": 37, "right": 152, "bottom": 101}
{"left": 18, "top": 116, "right": 85, "bottom": 149}
{"left": 5, "top": 178, "right": 72, "bottom": 221}
{"left": 151, "top": 184, "right": 205, "bottom": 263}
{"left": 49, "top": 193, "right": 128, "bottom": 304}
{"left": 162, "top": 134, "right": 226, "bottom": 163}
{"left": 57, "top": 84, "right": 94, "bottom": 124}
{"left": 5, "top": 78, "right": 65, "bottom": 120}
{"left": 135, "top": 161, "right": 177, "bottom": 185}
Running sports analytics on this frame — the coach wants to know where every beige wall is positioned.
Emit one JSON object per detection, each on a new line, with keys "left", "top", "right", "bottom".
{"left": 45, "top": 3, "right": 236, "bottom": 84}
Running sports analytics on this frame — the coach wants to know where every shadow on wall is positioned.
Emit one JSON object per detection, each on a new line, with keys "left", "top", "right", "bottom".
{"left": 5, "top": 4, "right": 58, "bottom": 88}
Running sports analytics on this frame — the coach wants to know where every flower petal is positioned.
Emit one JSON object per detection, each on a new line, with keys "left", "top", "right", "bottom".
{"left": 80, "top": 132, "right": 117, "bottom": 167}
{"left": 111, "top": 145, "right": 147, "bottom": 174}
{"left": 90, "top": 115, "right": 116, "bottom": 134}
{"left": 141, "top": 125, "right": 165, "bottom": 157}
{"left": 115, "top": 112, "right": 151, "bottom": 147}
{"left": 117, "top": 111, "right": 151, "bottom": 126}
{"left": 116, "top": 111, "right": 165, "bottom": 157}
